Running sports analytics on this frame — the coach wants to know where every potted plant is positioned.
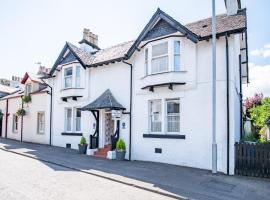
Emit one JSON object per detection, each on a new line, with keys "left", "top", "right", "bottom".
{"left": 116, "top": 139, "right": 126, "bottom": 161}
{"left": 78, "top": 136, "right": 88, "bottom": 154}
{"left": 16, "top": 108, "right": 26, "bottom": 117}
{"left": 22, "top": 95, "right": 31, "bottom": 104}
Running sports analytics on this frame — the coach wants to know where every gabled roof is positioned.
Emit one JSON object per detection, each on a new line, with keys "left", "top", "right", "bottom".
{"left": 81, "top": 89, "right": 125, "bottom": 111}
{"left": 0, "top": 85, "right": 18, "bottom": 98}
{"left": 126, "top": 8, "right": 199, "bottom": 58}
{"left": 49, "top": 8, "right": 246, "bottom": 76}
{"left": 21, "top": 72, "right": 43, "bottom": 84}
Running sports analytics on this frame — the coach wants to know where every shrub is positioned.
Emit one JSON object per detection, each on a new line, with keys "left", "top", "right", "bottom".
{"left": 80, "top": 136, "right": 87, "bottom": 145}
{"left": 116, "top": 139, "right": 126, "bottom": 151}
{"left": 22, "top": 95, "right": 31, "bottom": 103}
{"left": 16, "top": 108, "right": 26, "bottom": 117}
{"left": 241, "top": 134, "right": 257, "bottom": 142}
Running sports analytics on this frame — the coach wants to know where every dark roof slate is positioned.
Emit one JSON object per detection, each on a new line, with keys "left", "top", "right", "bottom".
{"left": 81, "top": 89, "right": 125, "bottom": 111}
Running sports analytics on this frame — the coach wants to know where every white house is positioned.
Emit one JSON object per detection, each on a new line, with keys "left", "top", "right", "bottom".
{"left": 47, "top": 0, "right": 248, "bottom": 175}
{"left": 0, "top": 68, "right": 51, "bottom": 145}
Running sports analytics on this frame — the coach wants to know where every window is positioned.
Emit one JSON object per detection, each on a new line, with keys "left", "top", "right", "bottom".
{"left": 166, "top": 99, "right": 180, "bottom": 133}
{"left": 151, "top": 42, "right": 168, "bottom": 74}
{"left": 145, "top": 48, "right": 149, "bottom": 75}
{"left": 64, "top": 67, "right": 73, "bottom": 88}
{"left": 25, "top": 84, "right": 32, "bottom": 96}
{"left": 37, "top": 112, "right": 45, "bottom": 134}
{"left": 75, "top": 66, "right": 81, "bottom": 88}
{"left": 74, "top": 108, "right": 81, "bottom": 132}
{"left": 174, "top": 41, "right": 180, "bottom": 71}
{"left": 149, "top": 100, "right": 162, "bottom": 133}
{"left": 65, "top": 108, "right": 72, "bottom": 132}
{"left": 12, "top": 114, "right": 18, "bottom": 133}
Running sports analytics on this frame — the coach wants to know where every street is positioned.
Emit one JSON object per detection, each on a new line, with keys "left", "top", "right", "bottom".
{"left": 0, "top": 150, "right": 177, "bottom": 200}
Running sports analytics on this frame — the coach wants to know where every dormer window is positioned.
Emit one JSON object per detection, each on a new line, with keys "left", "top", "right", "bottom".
{"left": 151, "top": 42, "right": 168, "bottom": 74}
{"left": 25, "top": 83, "right": 32, "bottom": 96}
{"left": 64, "top": 67, "right": 73, "bottom": 88}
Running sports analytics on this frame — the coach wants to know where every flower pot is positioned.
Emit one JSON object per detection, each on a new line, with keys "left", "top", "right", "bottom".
{"left": 78, "top": 144, "right": 88, "bottom": 154}
{"left": 116, "top": 150, "right": 126, "bottom": 161}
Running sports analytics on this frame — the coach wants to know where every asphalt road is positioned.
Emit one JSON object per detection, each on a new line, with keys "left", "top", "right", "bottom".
{"left": 0, "top": 150, "right": 177, "bottom": 200}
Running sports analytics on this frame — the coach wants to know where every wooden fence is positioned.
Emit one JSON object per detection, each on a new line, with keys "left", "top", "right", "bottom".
{"left": 235, "top": 142, "right": 270, "bottom": 178}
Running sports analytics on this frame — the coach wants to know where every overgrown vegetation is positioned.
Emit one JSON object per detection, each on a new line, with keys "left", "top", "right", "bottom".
{"left": 244, "top": 93, "right": 270, "bottom": 143}
{"left": 22, "top": 95, "right": 31, "bottom": 103}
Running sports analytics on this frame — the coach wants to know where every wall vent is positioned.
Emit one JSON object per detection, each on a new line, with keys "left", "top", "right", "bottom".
{"left": 66, "top": 143, "right": 71, "bottom": 148}
{"left": 155, "top": 148, "right": 162, "bottom": 153}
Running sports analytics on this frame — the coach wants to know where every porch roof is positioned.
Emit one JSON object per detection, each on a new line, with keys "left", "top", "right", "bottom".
{"left": 81, "top": 89, "right": 125, "bottom": 111}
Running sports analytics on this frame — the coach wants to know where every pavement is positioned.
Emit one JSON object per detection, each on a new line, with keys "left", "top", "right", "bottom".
{"left": 0, "top": 138, "right": 270, "bottom": 200}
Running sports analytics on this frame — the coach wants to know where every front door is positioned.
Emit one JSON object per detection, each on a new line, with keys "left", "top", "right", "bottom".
{"left": 104, "top": 113, "right": 114, "bottom": 145}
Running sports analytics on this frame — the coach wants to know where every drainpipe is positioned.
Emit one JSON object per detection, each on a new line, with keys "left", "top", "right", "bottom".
{"left": 122, "top": 61, "right": 133, "bottom": 161}
{"left": 41, "top": 79, "right": 53, "bottom": 146}
{"left": 225, "top": 35, "right": 230, "bottom": 175}
{"left": 21, "top": 96, "right": 24, "bottom": 142}
{"left": 5, "top": 98, "right": 9, "bottom": 138}
{"left": 239, "top": 54, "right": 243, "bottom": 139}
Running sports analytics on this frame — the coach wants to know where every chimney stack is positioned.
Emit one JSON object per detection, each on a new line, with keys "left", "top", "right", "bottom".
{"left": 83, "top": 28, "right": 98, "bottom": 46}
{"left": 225, "top": 0, "right": 241, "bottom": 15}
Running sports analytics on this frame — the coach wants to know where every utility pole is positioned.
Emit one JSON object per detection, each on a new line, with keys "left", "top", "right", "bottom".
{"left": 212, "top": 0, "right": 217, "bottom": 174}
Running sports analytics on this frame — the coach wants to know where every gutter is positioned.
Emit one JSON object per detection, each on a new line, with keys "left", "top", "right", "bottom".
{"left": 122, "top": 61, "right": 133, "bottom": 161}
{"left": 225, "top": 35, "right": 230, "bottom": 175}
{"left": 20, "top": 96, "right": 24, "bottom": 142}
{"left": 40, "top": 79, "right": 53, "bottom": 146}
{"left": 5, "top": 99, "right": 9, "bottom": 138}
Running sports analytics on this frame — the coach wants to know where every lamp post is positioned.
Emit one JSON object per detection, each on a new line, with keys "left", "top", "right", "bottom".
{"left": 212, "top": 0, "right": 217, "bottom": 174}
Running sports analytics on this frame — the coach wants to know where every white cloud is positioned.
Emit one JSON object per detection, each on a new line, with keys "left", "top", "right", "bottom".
{"left": 250, "top": 43, "right": 270, "bottom": 58}
{"left": 243, "top": 63, "right": 270, "bottom": 98}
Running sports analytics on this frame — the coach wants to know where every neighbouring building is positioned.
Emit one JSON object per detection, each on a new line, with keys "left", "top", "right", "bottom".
{"left": 46, "top": 0, "right": 248, "bottom": 175}
{"left": 0, "top": 67, "right": 51, "bottom": 145}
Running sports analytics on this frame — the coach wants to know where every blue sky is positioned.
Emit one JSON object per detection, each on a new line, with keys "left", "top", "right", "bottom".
{"left": 0, "top": 0, "right": 269, "bottom": 97}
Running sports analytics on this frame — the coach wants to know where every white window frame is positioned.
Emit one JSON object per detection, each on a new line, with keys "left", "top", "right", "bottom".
{"left": 144, "top": 48, "right": 149, "bottom": 76}
{"left": 148, "top": 99, "right": 162, "bottom": 134}
{"left": 12, "top": 114, "right": 18, "bottom": 133}
{"left": 151, "top": 41, "right": 169, "bottom": 74}
{"left": 74, "top": 107, "right": 81, "bottom": 132}
{"left": 165, "top": 99, "right": 180, "bottom": 134}
{"left": 173, "top": 40, "right": 181, "bottom": 71}
{"left": 37, "top": 112, "right": 45, "bottom": 134}
{"left": 64, "top": 67, "right": 73, "bottom": 89}
{"left": 75, "top": 66, "right": 81, "bottom": 88}
{"left": 64, "top": 108, "right": 72, "bottom": 132}
{"left": 25, "top": 83, "right": 32, "bottom": 96}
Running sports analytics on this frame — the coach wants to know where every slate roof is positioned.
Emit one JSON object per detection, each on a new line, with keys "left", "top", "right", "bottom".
{"left": 0, "top": 84, "right": 18, "bottom": 94}
{"left": 50, "top": 9, "right": 246, "bottom": 75}
{"left": 185, "top": 11, "right": 246, "bottom": 38}
{"left": 81, "top": 89, "right": 125, "bottom": 111}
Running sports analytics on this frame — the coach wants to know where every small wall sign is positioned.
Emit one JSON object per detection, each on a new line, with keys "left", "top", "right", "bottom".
{"left": 111, "top": 110, "right": 122, "bottom": 119}
{"left": 122, "top": 122, "right": 126, "bottom": 129}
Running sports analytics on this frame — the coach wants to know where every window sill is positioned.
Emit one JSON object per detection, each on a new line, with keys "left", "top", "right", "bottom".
{"left": 143, "top": 134, "right": 185, "bottom": 139}
{"left": 61, "top": 132, "right": 83, "bottom": 136}
{"left": 61, "top": 87, "right": 85, "bottom": 91}
{"left": 141, "top": 70, "right": 187, "bottom": 80}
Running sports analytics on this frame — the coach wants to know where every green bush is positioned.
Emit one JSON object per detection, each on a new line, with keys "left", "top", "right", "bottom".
{"left": 116, "top": 139, "right": 126, "bottom": 151}
{"left": 80, "top": 136, "right": 87, "bottom": 145}
{"left": 22, "top": 95, "right": 31, "bottom": 103}
{"left": 16, "top": 108, "right": 26, "bottom": 117}
{"left": 241, "top": 134, "right": 257, "bottom": 142}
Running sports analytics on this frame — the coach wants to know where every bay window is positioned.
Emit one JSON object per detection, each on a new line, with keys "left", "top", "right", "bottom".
{"left": 75, "top": 66, "right": 81, "bottom": 88}
{"left": 174, "top": 41, "right": 181, "bottom": 71}
{"left": 64, "top": 67, "right": 73, "bottom": 88}
{"left": 151, "top": 42, "right": 168, "bottom": 74}
{"left": 145, "top": 39, "right": 182, "bottom": 75}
